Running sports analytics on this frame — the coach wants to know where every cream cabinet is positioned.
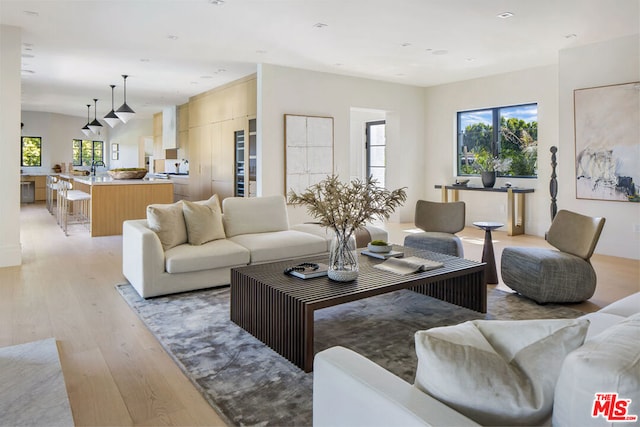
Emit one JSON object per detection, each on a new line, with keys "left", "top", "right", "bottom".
{"left": 170, "top": 74, "right": 257, "bottom": 202}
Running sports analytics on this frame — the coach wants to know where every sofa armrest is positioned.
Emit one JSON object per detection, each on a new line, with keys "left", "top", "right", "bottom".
{"left": 313, "top": 347, "right": 479, "bottom": 427}
{"left": 122, "top": 219, "right": 165, "bottom": 298}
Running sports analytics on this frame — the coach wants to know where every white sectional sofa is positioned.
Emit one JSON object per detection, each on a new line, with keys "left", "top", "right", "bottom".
{"left": 314, "top": 292, "right": 640, "bottom": 427}
{"left": 123, "top": 195, "right": 387, "bottom": 298}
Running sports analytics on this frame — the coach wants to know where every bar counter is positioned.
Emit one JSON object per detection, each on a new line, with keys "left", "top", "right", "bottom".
{"left": 63, "top": 174, "right": 173, "bottom": 237}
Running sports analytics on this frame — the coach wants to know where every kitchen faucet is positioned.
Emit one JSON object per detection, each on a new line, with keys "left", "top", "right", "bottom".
{"left": 91, "top": 160, "right": 106, "bottom": 176}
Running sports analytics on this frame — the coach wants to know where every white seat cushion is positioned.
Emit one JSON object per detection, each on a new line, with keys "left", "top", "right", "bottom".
{"left": 229, "top": 230, "right": 327, "bottom": 263}
{"left": 414, "top": 318, "right": 589, "bottom": 426}
{"left": 165, "top": 239, "right": 250, "bottom": 274}
{"left": 553, "top": 313, "right": 640, "bottom": 427}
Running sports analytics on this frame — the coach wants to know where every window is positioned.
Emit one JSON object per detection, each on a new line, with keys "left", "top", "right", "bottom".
{"left": 21, "top": 136, "right": 42, "bottom": 167}
{"left": 366, "top": 120, "right": 386, "bottom": 187}
{"left": 457, "top": 103, "right": 538, "bottom": 177}
{"left": 73, "top": 139, "right": 104, "bottom": 166}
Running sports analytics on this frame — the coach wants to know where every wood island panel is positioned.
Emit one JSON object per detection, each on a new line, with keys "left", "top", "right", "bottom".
{"left": 90, "top": 183, "right": 173, "bottom": 237}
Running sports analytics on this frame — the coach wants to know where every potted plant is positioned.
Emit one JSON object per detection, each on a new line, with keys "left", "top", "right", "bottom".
{"left": 288, "top": 175, "right": 406, "bottom": 281}
{"left": 472, "top": 148, "right": 512, "bottom": 188}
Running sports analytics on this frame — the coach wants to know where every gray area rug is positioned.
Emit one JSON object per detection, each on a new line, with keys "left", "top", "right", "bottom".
{"left": 116, "top": 284, "right": 584, "bottom": 426}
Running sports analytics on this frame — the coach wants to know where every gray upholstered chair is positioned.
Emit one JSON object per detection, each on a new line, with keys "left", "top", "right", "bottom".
{"left": 501, "top": 210, "right": 605, "bottom": 304}
{"left": 403, "top": 200, "right": 465, "bottom": 257}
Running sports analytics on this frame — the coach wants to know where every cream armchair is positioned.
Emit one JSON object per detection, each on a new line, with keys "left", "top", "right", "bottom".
{"left": 501, "top": 209, "right": 605, "bottom": 303}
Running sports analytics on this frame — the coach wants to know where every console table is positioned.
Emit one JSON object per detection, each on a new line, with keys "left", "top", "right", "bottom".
{"left": 435, "top": 185, "right": 534, "bottom": 236}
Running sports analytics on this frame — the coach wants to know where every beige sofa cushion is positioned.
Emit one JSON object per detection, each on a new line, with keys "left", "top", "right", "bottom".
{"left": 146, "top": 201, "right": 187, "bottom": 251}
{"left": 222, "top": 195, "right": 289, "bottom": 237}
{"left": 165, "top": 238, "right": 250, "bottom": 274}
{"left": 229, "top": 230, "right": 327, "bottom": 263}
{"left": 414, "top": 318, "right": 589, "bottom": 426}
{"left": 553, "top": 313, "right": 640, "bottom": 427}
{"left": 183, "top": 195, "right": 225, "bottom": 245}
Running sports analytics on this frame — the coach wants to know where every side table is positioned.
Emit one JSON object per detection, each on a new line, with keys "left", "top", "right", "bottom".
{"left": 473, "top": 221, "right": 503, "bottom": 285}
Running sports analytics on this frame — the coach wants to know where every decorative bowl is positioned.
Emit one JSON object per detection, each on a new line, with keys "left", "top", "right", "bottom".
{"left": 367, "top": 242, "right": 392, "bottom": 253}
{"left": 107, "top": 169, "right": 147, "bottom": 180}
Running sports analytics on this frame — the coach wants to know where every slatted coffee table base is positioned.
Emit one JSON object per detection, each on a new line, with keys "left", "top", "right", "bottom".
{"left": 230, "top": 250, "right": 485, "bottom": 372}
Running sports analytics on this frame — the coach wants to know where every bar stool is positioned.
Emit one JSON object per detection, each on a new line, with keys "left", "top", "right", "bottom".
{"left": 46, "top": 175, "right": 58, "bottom": 215}
{"left": 57, "top": 180, "right": 91, "bottom": 236}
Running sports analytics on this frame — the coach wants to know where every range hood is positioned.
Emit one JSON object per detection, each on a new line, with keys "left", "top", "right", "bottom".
{"left": 162, "top": 106, "right": 178, "bottom": 150}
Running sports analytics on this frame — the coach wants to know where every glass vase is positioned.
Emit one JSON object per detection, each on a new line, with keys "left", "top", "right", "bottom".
{"left": 328, "top": 231, "right": 359, "bottom": 282}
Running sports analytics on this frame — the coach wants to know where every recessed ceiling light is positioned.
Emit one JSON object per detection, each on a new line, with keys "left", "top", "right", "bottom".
{"left": 140, "top": 58, "right": 150, "bottom": 62}
{"left": 209, "top": 0, "right": 225, "bottom": 4}
{"left": 432, "top": 49, "right": 448, "bottom": 56}
{"left": 190, "top": 81, "right": 199, "bottom": 85}
{"left": 564, "top": 33, "right": 577, "bottom": 39}
{"left": 497, "top": 12, "right": 514, "bottom": 19}
{"left": 216, "top": 68, "right": 226, "bottom": 73}
{"left": 466, "top": 57, "right": 476, "bottom": 62}
{"left": 256, "top": 49, "right": 267, "bottom": 54}
{"left": 334, "top": 63, "right": 343, "bottom": 67}
{"left": 395, "top": 73, "right": 405, "bottom": 77}
{"left": 21, "top": 69, "right": 35, "bottom": 74}
{"left": 425, "top": 48, "right": 433, "bottom": 52}
{"left": 313, "top": 23, "right": 328, "bottom": 29}
{"left": 201, "top": 75, "right": 213, "bottom": 79}
{"left": 23, "top": 10, "right": 39, "bottom": 17}
{"left": 21, "top": 53, "right": 34, "bottom": 58}
{"left": 167, "top": 35, "right": 179, "bottom": 40}
{"left": 401, "top": 43, "right": 411, "bottom": 47}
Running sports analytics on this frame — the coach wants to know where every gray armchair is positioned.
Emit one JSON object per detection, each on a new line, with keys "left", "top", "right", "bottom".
{"left": 404, "top": 200, "right": 465, "bottom": 257}
{"left": 501, "top": 209, "right": 606, "bottom": 303}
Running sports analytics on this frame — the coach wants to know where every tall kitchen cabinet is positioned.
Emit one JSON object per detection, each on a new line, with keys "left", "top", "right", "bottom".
{"left": 187, "top": 75, "right": 257, "bottom": 202}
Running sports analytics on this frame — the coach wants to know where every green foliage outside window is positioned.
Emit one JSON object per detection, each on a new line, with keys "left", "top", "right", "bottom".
{"left": 458, "top": 104, "right": 538, "bottom": 177}
{"left": 21, "top": 136, "right": 42, "bottom": 167}
{"left": 73, "top": 139, "right": 104, "bottom": 166}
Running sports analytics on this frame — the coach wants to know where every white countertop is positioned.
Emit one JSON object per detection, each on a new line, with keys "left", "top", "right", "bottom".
{"left": 71, "top": 175, "right": 173, "bottom": 186}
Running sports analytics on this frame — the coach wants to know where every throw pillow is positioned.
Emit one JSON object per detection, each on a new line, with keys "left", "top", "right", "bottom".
{"left": 146, "top": 201, "right": 188, "bottom": 251}
{"left": 553, "top": 313, "right": 640, "bottom": 427}
{"left": 183, "top": 195, "right": 225, "bottom": 245}
{"left": 414, "top": 318, "right": 590, "bottom": 426}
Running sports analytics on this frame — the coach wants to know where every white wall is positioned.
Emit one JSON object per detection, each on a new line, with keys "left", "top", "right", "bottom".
{"left": 20, "top": 111, "right": 96, "bottom": 173}
{"left": 0, "top": 25, "right": 22, "bottom": 267}
{"left": 423, "top": 35, "right": 639, "bottom": 259}
{"left": 423, "top": 65, "right": 559, "bottom": 237}
{"left": 108, "top": 118, "right": 153, "bottom": 169}
{"left": 558, "top": 35, "right": 640, "bottom": 259}
{"left": 258, "top": 64, "right": 426, "bottom": 224}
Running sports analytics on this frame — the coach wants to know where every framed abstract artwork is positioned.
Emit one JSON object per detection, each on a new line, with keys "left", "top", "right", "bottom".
{"left": 284, "top": 114, "right": 334, "bottom": 197}
{"left": 574, "top": 82, "right": 640, "bottom": 202}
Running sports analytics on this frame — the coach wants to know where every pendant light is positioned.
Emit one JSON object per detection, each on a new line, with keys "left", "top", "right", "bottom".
{"left": 88, "top": 98, "right": 103, "bottom": 133}
{"left": 81, "top": 104, "right": 92, "bottom": 136}
{"left": 115, "top": 74, "right": 135, "bottom": 123}
{"left": 103, "top": 85, "right": 121, "bottom": 128}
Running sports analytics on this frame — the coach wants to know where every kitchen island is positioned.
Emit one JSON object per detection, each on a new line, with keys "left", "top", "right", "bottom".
{"left": 67, "top": 175, "right": 173, "bottom": 237}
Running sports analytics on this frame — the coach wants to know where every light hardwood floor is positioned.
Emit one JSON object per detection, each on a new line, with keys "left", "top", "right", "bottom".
{"left": 2, "top": 204, "right": 638, "bottom": 426}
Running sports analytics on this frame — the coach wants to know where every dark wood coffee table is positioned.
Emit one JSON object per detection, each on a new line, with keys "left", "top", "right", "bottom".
{"left": 230, "top": 247, "right": 486, "bottom": 372}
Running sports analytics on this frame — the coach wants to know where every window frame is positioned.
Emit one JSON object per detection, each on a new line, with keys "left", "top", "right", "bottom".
{"left": 365, "top": 120, "right": 386, "bottom": 187}
{"left": 21, "top": 136, "right": 42, "bottom": 167}
{"left": 73, "top": 139, "right": 104, "bottom": 167}
{"left": 456, "top": 103, "right": 538, "bottom": 178}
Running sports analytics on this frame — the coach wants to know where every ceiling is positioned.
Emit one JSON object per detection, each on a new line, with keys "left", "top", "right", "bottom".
{"left": 2, "top": 0, "right": 638, "bottom": 120}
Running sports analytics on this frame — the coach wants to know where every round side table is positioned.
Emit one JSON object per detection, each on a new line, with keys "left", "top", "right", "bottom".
{"left": 473, "top": 221, "right": 504, "bottom": 285}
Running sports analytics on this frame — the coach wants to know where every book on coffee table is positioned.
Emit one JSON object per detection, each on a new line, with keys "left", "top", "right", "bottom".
{"left": 374, "top": 256, "right": 444, "bottom": 275}
{"left": 361, "top": 250, "right": 404, "bottom": 259}
{"left": 286, "top": 262, "right": 329, "bottom": 279}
